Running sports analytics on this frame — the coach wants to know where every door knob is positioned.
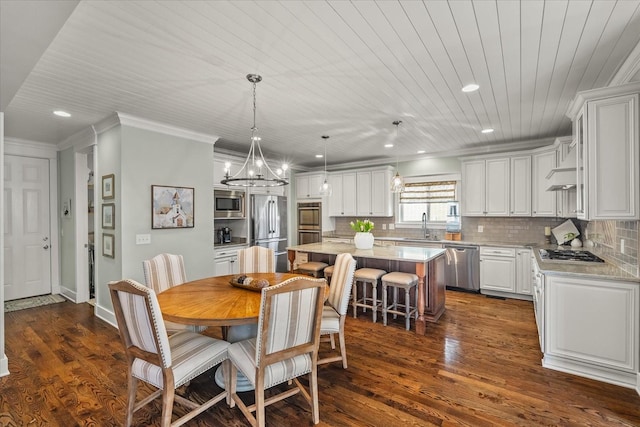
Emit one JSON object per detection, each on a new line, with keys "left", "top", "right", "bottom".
{"left": 43, "top": 245, "right": 49, "bottom": 250}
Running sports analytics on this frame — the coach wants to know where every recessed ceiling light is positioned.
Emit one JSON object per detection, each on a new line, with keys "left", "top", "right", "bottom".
{"left": 53, "top": 110, "right": 71, "bottom": 117}
{"left": 315, "top": 154, "right": 323, "bottom": 158}
{"left": 417, "top": 150, "right": 426, "bottom": 154}
{"left": 481, "top": 128, "right": 494, "bottom": 134}
{"left": 384, "top": 144, "right": 394, "bottom": 148}
{"left": 462, "top": 83, "right": 479, "bottom": 93}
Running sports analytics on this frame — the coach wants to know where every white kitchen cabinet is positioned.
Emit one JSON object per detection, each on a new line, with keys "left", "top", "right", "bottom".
{"left": 568, "top": 82, "right": 640, "bottom": 220}
{"left": 214, "top": 248, "right": 241, "bottom": 275}
{"left": 558, "top": 188, "right": 577, "bottom": 218}
{"left": 356, "top": 168, "right": 393, "bottom": 217}
{"left": 461, "top": 160, "right": 486, "bottom": 216}
{"left": 510, "top": 156, "right": 531, "bottom": 216}
{"left": 328, "top": 172, "right": 357, "bottom": 217}
{"left": 461, "top": 158, "right": 509, "bottom": 216}
{"left": 544, "top": 274, "right": 639, "bottom": 388}
{"left": 296, "top": 173, "right": 324, "bottom": 199}
{"left": 479, "top": 247, "right": 516, "bottom": 293}
{"left": 515, "top": 249, "right": 532, "bottom": 295}
{"left": 532, "top": 149, "right": 557, "bottom": 217}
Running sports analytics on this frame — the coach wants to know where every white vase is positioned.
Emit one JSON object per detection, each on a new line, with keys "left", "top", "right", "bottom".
{"left": 354, "top": 232, "right": 374, "bottom": 249}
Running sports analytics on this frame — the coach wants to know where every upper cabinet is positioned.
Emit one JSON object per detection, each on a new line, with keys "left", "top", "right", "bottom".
{"left": 532, "top": 149, "right": 557, "bottom": 217}
{"left": 356, "top": 169, "right": 393, "bottom": 217}
{"left": 510, "top": 156, "right": 532, "bottom": 216}
{"left": 461, "top": 157, "right": 510, "bottom": 216}
{"left": 328, "top": 172, "right": 357, "bottom": 217}
{"left": 295, "top": 173, "right": 324, "bottom": 199}
{"left": 567, "top": 82, "right": 640, "bottom": 220}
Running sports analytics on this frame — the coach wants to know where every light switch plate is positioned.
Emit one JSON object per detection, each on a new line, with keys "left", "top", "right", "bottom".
{"left": 388, "top": 224, "right": 395, "bottom": 230}
{"left": 478, "top": 225, "right": 484, "bottom": 232}
{"left": 136, "top": 234, "right": 151, "bottom": 245}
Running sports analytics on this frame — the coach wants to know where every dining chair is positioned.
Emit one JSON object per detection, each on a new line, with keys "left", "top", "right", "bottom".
{"left": 108, "top": 279, "right": 230, "bottom": 427}
{"left": 227, "top": 276, "right": 326, "bottom": 427}
{"left": 142, "top": 253, "right": 206, "bottom": 334}
{"left": 319, "top": 252, "right": 356, "bottom": 368}
{"left": 238, "top": 246, "right": 275, "bottom": 274}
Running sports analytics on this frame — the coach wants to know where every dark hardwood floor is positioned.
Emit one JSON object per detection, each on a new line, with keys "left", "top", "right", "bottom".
{"left": 2, "top": 290, "right": 639, "bottom": 426}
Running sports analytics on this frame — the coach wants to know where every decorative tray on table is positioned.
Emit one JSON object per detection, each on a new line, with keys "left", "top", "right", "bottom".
{"left": 229, "top": 275, "right": 270, "bottom": 292}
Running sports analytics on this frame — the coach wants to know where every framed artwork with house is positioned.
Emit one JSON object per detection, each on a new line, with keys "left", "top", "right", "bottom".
{"left": 151, "top": 185, "right": 195, "bottom": 229}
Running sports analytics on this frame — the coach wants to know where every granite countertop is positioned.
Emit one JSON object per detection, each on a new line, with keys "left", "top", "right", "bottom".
{"left": 322, "top": 234, "right": 639, "bottom": 283}
{"left": 287, "top": 242, "right": 445, "bottom": 263}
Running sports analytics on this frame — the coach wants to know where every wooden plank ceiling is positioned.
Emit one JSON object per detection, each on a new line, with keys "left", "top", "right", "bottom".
{"left": 3, "top": 0, "right": 640, "bottom": 168}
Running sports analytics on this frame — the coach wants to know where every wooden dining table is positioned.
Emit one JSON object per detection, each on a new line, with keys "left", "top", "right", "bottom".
{"left": 157, "top": 272, "right": 303, "bottom": 327}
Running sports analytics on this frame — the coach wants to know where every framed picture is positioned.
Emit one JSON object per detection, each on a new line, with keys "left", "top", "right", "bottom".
{"left": 102, "top": 174, "right": 115, "bottom": 200}
{"left": 102, "top": 203, "right": 115, "bottom": 229}
{"left": 103, "top": 233, "right": 114, "bottom": 258}
{"left": 151, "top": 185, "right": 195, "bottom": 229}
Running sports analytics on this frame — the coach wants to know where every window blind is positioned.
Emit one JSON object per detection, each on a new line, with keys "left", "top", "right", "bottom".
{"left": 399, "top": 181, "right": 456, "bottom": 203}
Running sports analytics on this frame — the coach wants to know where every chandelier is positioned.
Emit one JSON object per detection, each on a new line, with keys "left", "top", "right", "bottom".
{"left": 390, "top": 120, "right": 405, "bottom": 193}
{"left": 221, "top": 74, "right": 289, "bottom": 187}
{"left": 318, "top": 135, "right": 332, "bottom": 196}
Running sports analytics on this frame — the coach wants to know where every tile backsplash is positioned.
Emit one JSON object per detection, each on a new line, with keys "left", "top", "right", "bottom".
{"left": 327, "top": 216, "right": 639, "bottom": 278}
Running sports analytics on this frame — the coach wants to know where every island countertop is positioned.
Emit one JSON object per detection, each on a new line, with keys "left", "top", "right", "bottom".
{"left": 286, "top": 242, "right": 446, "bottom": 262}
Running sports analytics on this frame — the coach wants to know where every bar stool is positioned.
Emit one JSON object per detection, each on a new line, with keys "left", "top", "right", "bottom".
{"left": 324, "top": 265, "right": 334, "bottom": 283}
{"left": 296, "top": 261, "right": 328, "bottom": 278}
{"left": 352, "top": 268, "right": 386, "bottom": 323}
{"left": 381, "top": 272, "right": 418, "bottom": 330}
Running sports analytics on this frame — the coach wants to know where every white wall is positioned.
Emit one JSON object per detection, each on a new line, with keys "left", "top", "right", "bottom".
{"left": 0, "top": 112, "right": 7, "bottom": 377}
{"left": 58, "top": 147, "right": 77, "bottom": 297}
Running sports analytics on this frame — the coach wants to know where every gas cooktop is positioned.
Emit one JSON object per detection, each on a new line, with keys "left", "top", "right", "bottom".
{"left": 539, "top": 249, "right": 605, "bottom": 263}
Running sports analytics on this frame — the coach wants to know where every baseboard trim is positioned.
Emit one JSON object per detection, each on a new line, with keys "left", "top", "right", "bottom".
{"left": 543, "top": 354, "right": 637, "bottom": 390}
{"left": 94, "top": 303, "right": 117, "bottom": 329}
{"left": 0, "top": 353, "right": 9, "bottom": 377}
{"left": 59, "top": 285, "right": 78, "bottom": 303}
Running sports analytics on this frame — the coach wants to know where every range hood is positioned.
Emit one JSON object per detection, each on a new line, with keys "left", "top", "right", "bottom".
{"left": 546, "top": 145, "right": 576, "bottom": 191}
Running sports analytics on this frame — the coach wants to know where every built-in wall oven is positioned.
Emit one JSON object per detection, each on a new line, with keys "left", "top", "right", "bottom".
{"left": 297, "top": 202, "right": 322, "bottom": 244}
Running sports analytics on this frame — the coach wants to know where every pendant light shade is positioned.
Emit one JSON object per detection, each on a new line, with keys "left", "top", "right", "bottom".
{"left": 220, "top": 74, "right": 289, "bottom": 187}
{"left": 390, "top": 120, "right": 405, "bottom": 193}
{"left": 318, "top": 135, "right": 332, "bottom": 196}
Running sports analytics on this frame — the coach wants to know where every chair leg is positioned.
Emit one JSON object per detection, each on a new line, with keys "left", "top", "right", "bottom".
{"left": 255, "top": 374, "right": 266, "bottom": 427}
{"left": 161, "top": 386, "right": 175, "bottom": 427}
{"left": 382, "top": 283, "right": 388, "bottom": 326}
{"left": 309, "top": 367, "right": 320, "bottom": 424}
{"left": 125, "top": 373, "right": 137, "bottom": 427}
{"left": 372, "top": 283, "right": 377, "bottom": 323}
{"left": 352, "top": 281, "right": 358, "bottom": 318}
{"left": 329, "top": 333, "right": 336, "bottom": 349}
{"left": 338, "top": 322, "right": 348, "bottom": 369}
{"left": 405, "top": 288, "right": 411, "bottom": 330}
{"left": 362, "top": 283, "right": 367, "bottom": 313}
{"left": 393, "top": 286, "right": 398, "bottom": 319}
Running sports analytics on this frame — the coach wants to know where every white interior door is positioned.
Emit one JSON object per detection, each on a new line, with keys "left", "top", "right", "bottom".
{"left": 4, "top": 155, "right": 51, "bottom": 301}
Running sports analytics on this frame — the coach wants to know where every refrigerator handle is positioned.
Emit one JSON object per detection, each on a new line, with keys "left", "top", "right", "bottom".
{"left": 269, "top": 200, "right": 275, "bottom": 234}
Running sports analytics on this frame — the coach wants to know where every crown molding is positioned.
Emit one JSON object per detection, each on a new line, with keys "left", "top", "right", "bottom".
{"left": 4, "top": 137, "right": 57, "bottom": 159}
{"left": 610, "top": 40, "right": 640, "bottom": 86}
{"left": 117, "top": 112, "right": 219, "bottom": 144}
{"left": 57, "top": 126, "right": 96, "bottom": 151}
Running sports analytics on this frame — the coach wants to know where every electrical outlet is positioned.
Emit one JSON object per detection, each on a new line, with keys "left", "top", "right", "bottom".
{"left": 621, "top": 239, "right": 625, "bottom": 254}
{"left": 478, "top": 225, "right": 484, "bottom": 233}
{"left": 388, "top": 224, "right": 395, "bottom": 230}
{"left": 136, "top": 234, "right": 151, "bottom": 245}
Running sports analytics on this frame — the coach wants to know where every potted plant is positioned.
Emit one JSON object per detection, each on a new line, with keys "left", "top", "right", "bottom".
{"left": 350, "top": 219, "right": 375, "bottom": 249}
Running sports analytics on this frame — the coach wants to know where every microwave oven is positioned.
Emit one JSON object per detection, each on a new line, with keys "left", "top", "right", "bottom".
{"left": 214, "top": 189, "right": 245, "bottom": 218}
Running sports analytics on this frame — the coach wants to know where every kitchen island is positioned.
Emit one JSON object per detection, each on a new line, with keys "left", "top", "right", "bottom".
{"left": 287, "top": 242, "right": 446, "bottom": 335}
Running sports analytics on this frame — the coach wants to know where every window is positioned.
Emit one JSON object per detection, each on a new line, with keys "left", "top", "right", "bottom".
{"left": 397, "top": 180, "right": 457, "bottom": 225}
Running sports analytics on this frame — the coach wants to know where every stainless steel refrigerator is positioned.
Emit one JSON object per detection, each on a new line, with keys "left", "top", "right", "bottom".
{"left": 250, "top": 194, "right": 288, "bottom": 272}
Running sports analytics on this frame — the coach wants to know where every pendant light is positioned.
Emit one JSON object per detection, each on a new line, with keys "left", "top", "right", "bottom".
{"left": 390, "top": 120, "right": 405, "bottom": 193}
{"left": 221, "top": 74, "right": 289, "bottom": 187}
{"left": 318, "top": 135, "right": 332, "bottom": 196}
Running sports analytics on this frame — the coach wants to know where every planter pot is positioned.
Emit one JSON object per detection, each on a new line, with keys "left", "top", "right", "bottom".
{"left": 354, "top": 232, "right": 374, "bottom": 250}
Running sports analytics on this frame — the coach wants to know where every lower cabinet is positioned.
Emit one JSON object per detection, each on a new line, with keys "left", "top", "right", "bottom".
{"left": 543, "top": 275, "right": 639, "bottom": 388}
{"left": 214, "top": 247, "right": 242, "bottom": 275}
{"left": 480, "top": 246, "right": 532, "bottom": 300}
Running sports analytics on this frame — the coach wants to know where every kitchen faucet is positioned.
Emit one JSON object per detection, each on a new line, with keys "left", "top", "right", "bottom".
{"left": 421, "top": 212, "right": 429, "bottom": 238}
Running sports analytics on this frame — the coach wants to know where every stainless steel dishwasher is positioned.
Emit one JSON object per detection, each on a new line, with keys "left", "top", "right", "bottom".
{"left": 443, "top": 243, "right": 480, "bottom": 292}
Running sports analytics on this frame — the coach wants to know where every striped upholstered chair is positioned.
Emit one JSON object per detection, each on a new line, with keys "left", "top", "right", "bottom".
{"left": 227, "top": 277, "right": 326, "bottom": 427}
{"left": 108, "top": 279, "right": 229, "bottom": 427}
{"left": 319, "top": 252, "right": 356, "bottom": 368}
{"left": 238, "top": 246, "right": 275, "bottom": 274}
{"left": 142, "top": 253, "right": 206, "bottom": 334}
